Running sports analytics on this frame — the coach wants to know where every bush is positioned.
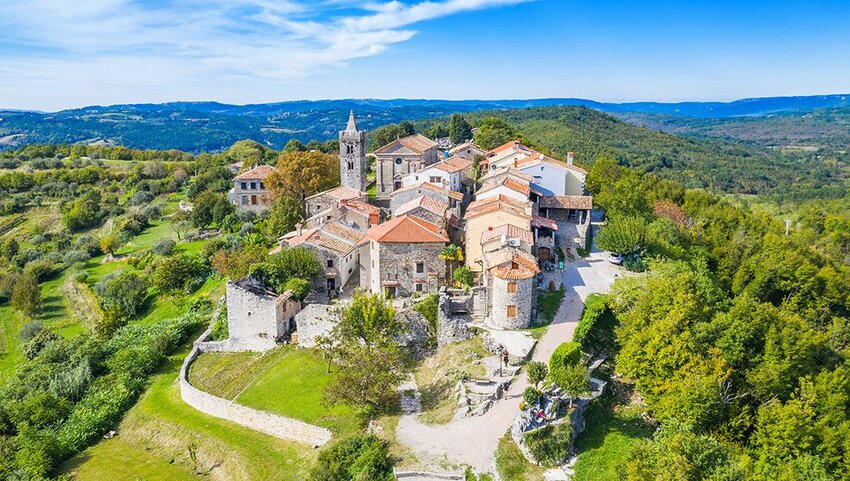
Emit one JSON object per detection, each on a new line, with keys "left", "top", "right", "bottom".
{"left": 12, "top": 271, "right": 41, "bottom": 317}
{"left": 414, "top": 293, "right": 439, "bottom": 333}
{"left": 572, "top": 294, "right": 618, "bottom": 354}
{"left": 93, "top": 271, "right": 148, "bottom": 337}
{"left": 209, "top": 309, "right": 228, "bottom": 341}
{"left": 152, "top": 253, "right": 209, "bottom": 294}
{"left": 523, "top": 387, "right": 542, "bottom": 406}
{"left": 623, "top": 254, "right": 647, "bottom": 273}
{"left": 527, "top": 361, "right": 548, "bottom": 388}
{"left": 549, "top": 342, "right": 582, "bottom": 373}
{"left": 63, "top": 249, "right": 91, "bottom": 266}
{"left": 23, "top": 258, "right": 60, "bottom": 282}
{"left": 19, "top": 320, "right": 44, "bottom": 342}
{"left": 152, "top": 239, "right": 176, "bottom": 256}
{"left": 453, "top": 266, "right": 474, "bottom": 289}
{"left": 310, "top": 435, "right": 394, "bottom": 481}
{"left": 22, "top": 330, "right": 61, "bottom": 360}
{"left": 283, "top": 277, "right": 311, "bottom": 301}
{"left": 523, "top": 423, "right": 572, "bottom": 466}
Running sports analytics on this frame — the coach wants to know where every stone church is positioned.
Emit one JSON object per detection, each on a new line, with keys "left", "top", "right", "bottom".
{"left": 373, "top": 133, "right": 439, "bottom": 199}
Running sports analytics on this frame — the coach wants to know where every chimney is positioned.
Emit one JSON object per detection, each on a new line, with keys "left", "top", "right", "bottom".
{"left": 488, "top": 226, "right": 494, "bottom": 231}
{"left": 567, "top": 152, "right": 574, "bottom": 165}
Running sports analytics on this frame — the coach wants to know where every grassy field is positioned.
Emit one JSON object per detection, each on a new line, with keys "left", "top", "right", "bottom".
{"left": 494, "top": 431, "right": 545, "bottom": 481}
{"left": 234, "top": 346, "right": 363, "bottom": 437}
{"left": 63, "top": 346, "right": 318, "bottom": 481}
{"left": 415, "top": 337, "right": 488, "bottom": 425}
{"left": 526, "top": 288, "right": 565, "bottom": 339}
{"left": 571, "top": 401, "right": 652, "bottom": 481}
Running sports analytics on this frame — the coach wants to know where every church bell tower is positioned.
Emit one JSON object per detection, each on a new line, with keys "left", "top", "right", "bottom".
{"left": 339, "top": 111, "right": 367, "bottom": 192}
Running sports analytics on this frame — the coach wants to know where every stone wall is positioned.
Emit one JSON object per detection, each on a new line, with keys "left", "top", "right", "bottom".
{"left": 437, "top": 289, "right": 472, "bottom": 348}
{"left": 179, "top": 323, "right": 332, "bottom": 447}
{"left": 226, "top": 280, "right": 293, "bottom": 342}
{"left": 379, "top": 242, "right": 444, "bottom": 297}
{"left": 489, "top": 276, "right": 535, "bottom": 329}
{"left": 294, "top": 303, "right": 337, "bottom": 348}
{"left": 306, "top": 192, "right": 341, "bottom": 218}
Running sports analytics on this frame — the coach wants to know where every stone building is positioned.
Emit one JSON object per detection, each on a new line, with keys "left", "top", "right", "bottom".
{"left": 305, "top": 186, "right": 367, "bottom": 219}
{"left": 358, "top": 214, "right": 448, "bottom": 297}
{"left": 286, "top": 221, "right": 365, "bottom": 295}
{"left": 483, "top": 249, "right": 539, "bottom": 329}
{"left": 226, "top": 278, "right": 302, "bottom": 349}
{"left": 400, "top": 155, "right": 473, "bottom": 194}
{"left": 463, "top": 195, "right": 534, "bottom": 272}
{"left": 393, "top": 195, "right": 454, "bottom": 231}
{"left": 389, "top": 181, "right": 463, "bottom": 217}
{"left": 449, "top": 140, "right": 487, "bottom": 161}
{"left": 228, "top": 165, "right": 277, "bottom": 212}
{"left": 339, "top": 111, "right": 367, "bottom": 192}
{"left": 374, "top": 134, "right": 439, "bottom": 198}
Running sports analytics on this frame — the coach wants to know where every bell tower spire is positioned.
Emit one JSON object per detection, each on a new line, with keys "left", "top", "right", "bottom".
{"left": 339, "top": 111, "right": 366, "bottom": 191}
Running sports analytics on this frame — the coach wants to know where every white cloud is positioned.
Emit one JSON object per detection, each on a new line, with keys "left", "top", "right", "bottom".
{"left": 0, "top": 0, "right": 531, "bottom": 109}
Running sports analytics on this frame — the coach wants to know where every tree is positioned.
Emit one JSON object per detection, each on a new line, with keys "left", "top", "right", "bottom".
{"left": 94, "top": 271, "right": 148, "bottom": 336}
{"left": 596, "top": 216, "right": 648, "bottom": 255}
{"left": 99, "top": 234, "right": 121, "bottom": 257}
{"left": 227, "top": 140, "right": 268, "bottom": 168}
{"left": 310, "top": 435, "right": 394, "bottom": 481}
{"left": 283, "top": 277, "right": 311, "bottom": 301}
{"left": 191, "top": 191, "right": 233, "bottom": 228}
{"left": 283, "top": 139, "right": 306, "bottom": 153}
{"left": 453, "top": 267, "right": 474, "bottom": 289}
{"left": 62, "top": 190, "right": 103, "bottom": 231}
{"left": 152, "top": 254, "right": 209, "bottom": 294}
{"left": 448, "top": 114, "right": 472, "bottom": 144}
{"left": 210, "top": 244, "right": 268, "bottom": 279}
{"left": 263, "top": 196, "right": 303, "bottom": 238}
{"left": 12, "top": 271, "right": 40, "bottom": 317}
{"left": 473, "top": 117, "right": 518, "bottom": 150}
{"left": 171, "top": 209, "right": 192, "bottom": 240}
{"left": 267, "top": 151, "right": 339, "bottom": 212}
{"left": 552, "top": 363, "right": 589, "bottom": 409}
{"left": 440, "top": 245, "right": 464, "bottom": 284}
{"left": 322, "top": 292, "right": 411, "bottom": 415}
{"left": 424, "top": 123, "right": 448, "bottom": 140}
{"left": 527, "top": 361, "right": 548, "bottom": 388}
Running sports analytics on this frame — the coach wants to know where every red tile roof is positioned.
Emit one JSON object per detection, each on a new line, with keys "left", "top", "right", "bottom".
{"left": 391, "top": 181, "right": 464, "bottom": 201}
{"left": 531, "top": 215, "right": 559, "bottom": 231}
{"left": 343, "top": 199, "right": 381, "bottom": 215}
{"left": 464, "top": 195, "right": 531, "bottom": 220}
{"left": 361, "top": 214, "right": 448, "bottom": 244}
{"left": 538, "top": 195, "right": 593, "bottom": 210}
{"left": 374, "top": 134, "right": 438, "bottom": 154}
{"left": 515, "top": 154, "right": 588, "bottom": 175}
{"left": 488, "top": 140, "right": 534, "bottom": 156}
{"left": 307, "top": 185, "right": 366, "bottom": 201}
{"left": 394, "top": 195, "right": 449, "bottom": 218}
{"left": 480, "top": 224, "right": 534, "bottom": 246}
{"left": 477, "top": 176, "right": 531, "bottom": 197}
{"left": 287, "top": 222, "right": 364, "bottom": 255}
{"left": 489, "top": 250, "right": 540, "bottom": 280}
{"left": 432, "top": 156, "right": 473, "bottom": 174}
{"left": 235, "top": 164, "right": 277, "bottom": 180}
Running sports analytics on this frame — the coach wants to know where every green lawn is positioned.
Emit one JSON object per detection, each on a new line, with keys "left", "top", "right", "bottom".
{"left": 526, "top": 288, "right": 566, "bottom": 339}
{"left": 495, "top": 431, "right": 545, "bottom": 481}
{"left": 235, "top": 346, "right": 363, "bottom": 437}
{"left": 63, "top": 346, "right": 317, "bottom": 481}
{"left": 189, "top": 351, "right": 278, "bottom": 400}
{"left": 571, "top": 402, "right": 652, "bottom": 481}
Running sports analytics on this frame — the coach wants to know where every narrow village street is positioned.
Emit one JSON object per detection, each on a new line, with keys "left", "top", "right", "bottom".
{"left": 395, "top": 241, "right": 621, "bottom": 473}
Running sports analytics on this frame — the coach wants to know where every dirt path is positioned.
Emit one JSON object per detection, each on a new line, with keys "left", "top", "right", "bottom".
{"left": 396, "top": 245, "right": 620, "bottom": 472}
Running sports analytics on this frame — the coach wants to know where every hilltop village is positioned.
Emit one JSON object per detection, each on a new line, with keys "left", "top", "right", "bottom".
{"left": 224, "top": 112, "right": 592, "bottom": 336}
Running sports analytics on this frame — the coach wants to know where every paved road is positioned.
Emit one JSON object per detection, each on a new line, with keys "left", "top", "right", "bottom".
{"left": 395, "top": 241, "right": 620, "bottom": 472}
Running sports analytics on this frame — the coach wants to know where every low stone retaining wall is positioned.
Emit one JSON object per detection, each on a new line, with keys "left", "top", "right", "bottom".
{"left": 179, "top": 319, "right": 332, "bottom": 447}
{"left": 393, "top": 470, "right": 464, "bottom": 480}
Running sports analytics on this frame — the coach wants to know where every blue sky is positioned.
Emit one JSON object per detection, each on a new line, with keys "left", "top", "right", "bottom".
{"left": 0, "top": 0, "right": 848, "bottom": 111}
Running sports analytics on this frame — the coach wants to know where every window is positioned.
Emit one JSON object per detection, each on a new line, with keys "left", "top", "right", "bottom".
{"left": 326, "top": 259, "right": 334, "bottom": 268}
{"left": 250, "top": 182, "right": 257, "bottom": 190}
{"left": 415, "top": 283, "right": 424, "bottom": 292}
{"left": 240, "top": 182, "right": 247, "bottom": 189}
{"left": 259, "top": 182, "right": 265, "bottom": 189}
{"left": 346, "top": 144, "right": 354, "bottom": 154}
{"left": 507, "top": 282, "right": 517, "bottom": 293}
{"left": 386, "top": 287, "right": 397, "bottom": 298}
{"left": 251, "top": 195, "right": 257, "bottom": 205}
{"left": 507, "top": 305, "right": 517, "bottom": 318}
{"left": 395, "top": 158, "right": 403, "bottom": 165}
{"left": 241, "top": 195, "right": 248, "bottom": 205}
{"left": 416, "top": 262, "right": 424, "bottom": 273}
{"left": 347, "top": 161, "right": 354, "bottom": 170}
{"left": 429, "top": 176, "right": 441, "bottom": 183}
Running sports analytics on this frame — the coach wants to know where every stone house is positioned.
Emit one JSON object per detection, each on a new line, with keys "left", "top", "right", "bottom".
{"left": 482, "top": 140, "right": 537, "bottom": 173}
{"left": 226, "top": 278, "right": 302, "bottom": 349}
{"left": 286, "top": 221, "right": 365, "bottom": 294}
{"left": 400, "top": 156, "right": 473, "bottom": 194}
{"left": 516, "top": 153, "right": 587, "bottom": 197}
{"left": 537, "top": 195, "right": 594, "bottom": 248}
{"left": 449, "top": 140, "right": 487, "bottom": 161}
{"left": 463, "top": 195, "right": 534, "bottom": 272}
{"left": 358, "top": 214, "right": 448, "bottom": 298}
{"left": 393, "top": 195, "right": 453, "bottom": 230}
{"left": 228, "top": 165, "right": 277, "bottom": 212}
{"left": 475, "top": 175, "right": 532, "bottom": 203}
{"left": 305, "top": 186, "right": 367, "bottom": 219}
{"left": 374, "top": 134, "right": 439, "bottom": 198}
{"left": 482, "top": 249, "right": 539, "bottom": 329}
{"left": 389, "top": 181, "right": 464, "bottom": 218}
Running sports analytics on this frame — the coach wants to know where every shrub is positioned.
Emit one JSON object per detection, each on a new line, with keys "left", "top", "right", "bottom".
{"left": 527, "top": 361, "right": 548, "bottom": 388}
{"left": 14, "top": 427, "right": 62, "bottom": 478}
{"left": 523, "top": 422, "right": 572, "bottom": 466}
{"left": 12, "top": 271, "right": 41, "bottom": 317}
{"left": 152, "top": 239, "right": 176, "bottom": 256}
{"left": 572, "top": 293, "right": 618, "bottom": 354}
{"left": 523, "top": 387, "right": 542, "bottom": 406}
{"left": 209, "top": 309, "right": 228, "bottom": 341}
{"left": 310, "top": 435, "right": 394, "bottom": 481}
{"left": 63, "top": 249, "right": 91, "bottom": 265}
{"left": 453, "top": 266, "right": 474, "bottom": 289}
{"left": 152, "top": 253, "right": 209, "bottom": 294}
{"left": 549, "top": 342, "right": 582, "bottom": 372}
{"left": 414, "top": 293, "right": 439, "bottom": 333}
{"left": 623, "top": 255, "right": 648, "bottom": 273}
{"left": 19, "top": 320, "right": 44, "bottom": 342}
{"left": 93, "top": 271, "right": 148, "bottom": 337}
{"left": 23, "top": 258, "right": 60, "bottom": 282}
{"left": 283, "top": 277, "right": 311, "bottom": 301}
{"left": 0, "top": 272, "right": 19, "bottom": 303}
{"left": 22, "top": 330, "right": 61, "bottom": 360}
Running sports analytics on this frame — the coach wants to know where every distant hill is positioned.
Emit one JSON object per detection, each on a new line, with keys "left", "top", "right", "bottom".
{"left": 2, "top": 94, "right": 850, "bottom": 153}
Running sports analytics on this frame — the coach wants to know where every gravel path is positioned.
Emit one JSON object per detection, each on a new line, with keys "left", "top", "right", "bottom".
{"left": 396, "top": 242, "right": 620, "bottom": 472}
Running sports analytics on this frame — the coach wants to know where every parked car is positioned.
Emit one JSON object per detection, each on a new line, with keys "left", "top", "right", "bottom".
{"left": 608, "top": 253, "right": 624, "bottom": 265}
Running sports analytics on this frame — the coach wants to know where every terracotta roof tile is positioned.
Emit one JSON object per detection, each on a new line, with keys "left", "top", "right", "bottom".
{"left": 391, "top": 181, "right": 463, "bottom": 201}
{"left": 287, "top": 222, "right": 364, "bottom": 255}
{"left": 361, "top": 214, "right": 448, "bottom": 244}
{"left": 235, "top": 164, "right": 277, "bottom": 180}
{"left": 480, "top": 224, "right": 534, "bottom": 246}
{"left": 307, "top": 185, "right": 366, "bottom": 201}
{"left": 343, "top": 199, "right": 381, "bottom": 215}
{"left": 516, "top": 154, "right": 588, "bottom": 174}
{"left": 394, "top": 195, "right": 449, "bottom": 218}
{"left": 488, "top": 249, "right": 540, "bottom": 280}
{"left": 488, "top": 140, "right": 534, "bottom": 156}
{"left": 531, "top": 216, "right": 559, "bottom": 230}
{"left": 374, "top": 134, "right": 437, "bottom": 154}
{"left": 480, "top": 168, "right": 533, "bottom": 183}
{"left": 431, "top": 156, "right": 472, "bottom": 174}
{"left": 538, "top": 195, "right": 593, "bottom": 210}
{"left": 477, "top": 176, "right": 531, "bottom": 197}
{"left": 464, "top": 195, "right": 531, "bottom": 220}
